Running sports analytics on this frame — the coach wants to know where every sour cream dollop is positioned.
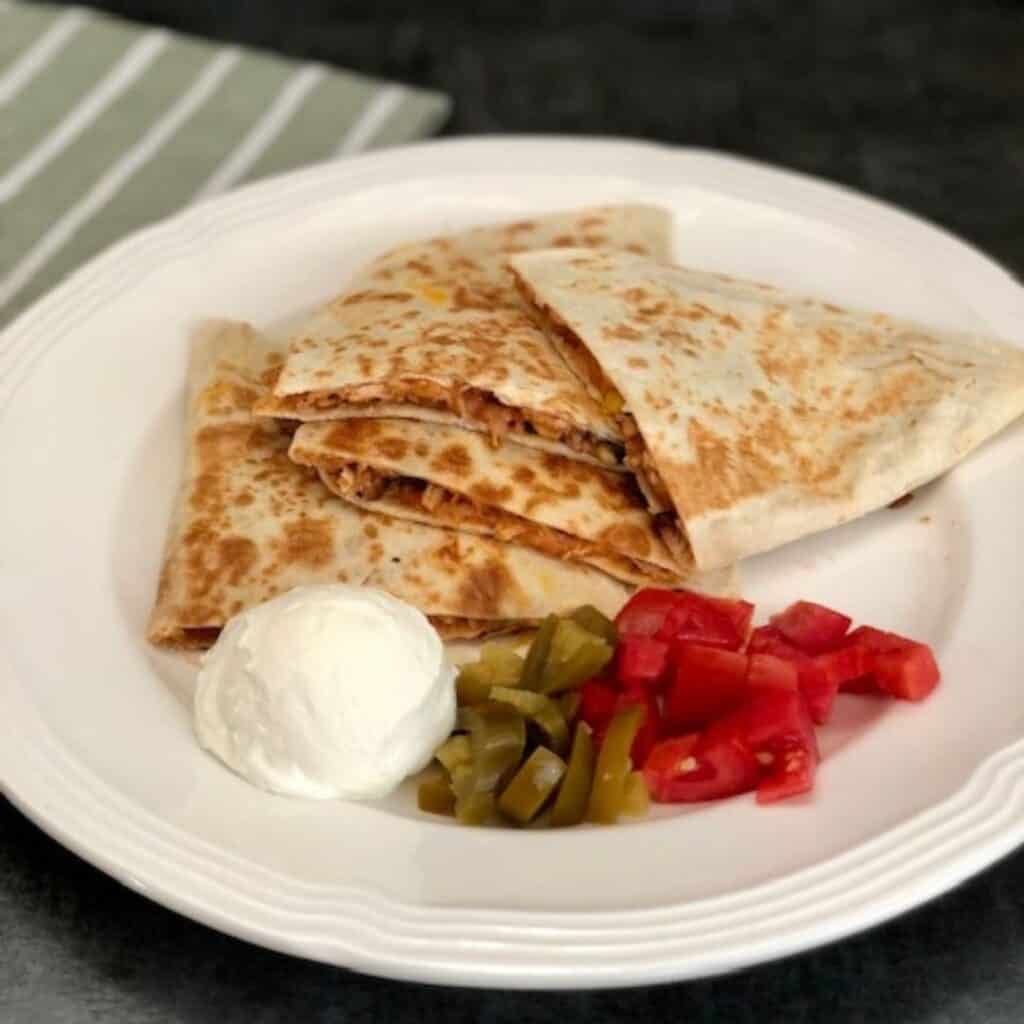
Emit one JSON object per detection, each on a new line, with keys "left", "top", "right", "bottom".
{"left": 194, "top": 585, "right": 456, "bottom": 799}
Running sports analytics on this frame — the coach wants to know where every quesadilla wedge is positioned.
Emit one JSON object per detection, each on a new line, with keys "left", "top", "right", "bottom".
{"left": 256, "top": 205, "right": 672, "bottom": 469}
{"left": 509, "top": 247, "right": 1024, "bottom": 570}
{"left": 288, "top": 417, "right": 692, "bottom": 587}
{"left": 148, "top": 320, "right": 635, "bottom": 648}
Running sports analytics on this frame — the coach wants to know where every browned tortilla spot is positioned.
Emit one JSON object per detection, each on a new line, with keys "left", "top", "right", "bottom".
{"left": 431, "top": 443, "right": 473, "bottom": 475}
{"left": 451, "top": 283, "right": 511, "bottom": 312}
{"left": 456, "top": 561, "right": 516, "bottom": 618}
{"left": 324, "top": 419, "right": 383, "bottom": 455}
{"left": 278, "top": 517, "right": 334, "bottom": 568}
{"left": 196, "top": 423, "right": 258, "bottom": 469}
{"left": 470, "top": 480, "right": 514, "bottom": 505}
{"left": 378, "top": 436, "right": 409, "bottom": 461}
{"left": 604, "top": 324, "right": 643, "bottom": 341}
{"left": 335, "top": 290, "right": 413, "bottom": 309}
{"left": 597, "top": 522, "right": 652, "bottom": 558}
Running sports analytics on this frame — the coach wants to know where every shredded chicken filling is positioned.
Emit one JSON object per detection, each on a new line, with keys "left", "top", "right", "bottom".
{"left": 324, "top": 464, "right": 678, "bottom": 584}
{"left": 621, "top": 421, "right": 673, "bottom": 514}
{"left": 292, "top": 379, "right": 622, "bottom": 467}
{"left": 538, "top": 304, "right": 626, "bottom": 416}
{"left": 654, "top": 513, "right": 691, "bottom": 568}
{"left": 516, "top": 286, "right": 695, "bottom": 569}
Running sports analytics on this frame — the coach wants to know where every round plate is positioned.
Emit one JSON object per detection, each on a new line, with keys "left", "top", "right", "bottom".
{"left": 2, "top": 138, "right": 1024, "bottom": 990}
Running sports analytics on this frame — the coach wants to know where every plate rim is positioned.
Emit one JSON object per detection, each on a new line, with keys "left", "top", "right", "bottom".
{"left": 2, "top": 135, "right": 1024, "bottom": 989}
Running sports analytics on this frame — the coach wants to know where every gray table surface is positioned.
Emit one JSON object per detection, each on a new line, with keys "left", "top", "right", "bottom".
{"left": 6, "top": 1, "right": 1024, "bottom": 1020}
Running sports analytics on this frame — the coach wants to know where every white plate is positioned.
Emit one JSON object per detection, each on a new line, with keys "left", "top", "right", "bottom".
{"left": 2, "top": 138, "right": 1024, "bottom": 990}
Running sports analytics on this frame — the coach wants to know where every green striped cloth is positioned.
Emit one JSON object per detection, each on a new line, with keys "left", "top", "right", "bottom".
{"left": 0, "top": 2, "right": 451, "bottom": 321}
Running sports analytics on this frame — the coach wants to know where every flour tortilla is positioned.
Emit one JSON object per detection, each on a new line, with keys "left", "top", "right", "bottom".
{"left": 510, "top": 248, "right": 1024, "bottom": 570}
{"left": 256, "top": 205, "right": 672, "bottom": 469}
{"left": 289, "top": 417, "right": 694, "bottom": 587}
{"left": 147, "top": 321, "right": 635, "bottom": 648}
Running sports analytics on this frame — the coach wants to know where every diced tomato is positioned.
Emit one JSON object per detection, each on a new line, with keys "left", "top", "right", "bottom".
{"left": 578, "top": 679, "right": 619, "bottom": 738}
{"left": 746, "top": 653, "right": 800, "bottom": 692}
{"left": 814, "top": 625, "right": 940, "bottom": 701}
{"left": 845, "top": 625, "right": 915, "bottom": 653}
{"left": 615, "top": 636, "right": 669, "bottom": 689}
{"left": 794, "top": 659, "right": 840, "bottom": 719}
{"left": 704, "top": 596, "right": 755, "bottom": 647}
{"left": 744, "top": 688, "right": 818, "bottom": 804}
{"left": 656, "top": 597, "right": 741, "bottom": 650}
{"left": 615, "top": 588, "right": 753, "bottom": 651}
{"left": 749, "top": 626, "right": 838, "bottom": 724}
{"left": 642, "top": 734, "right": 699, "bottom": 801}
{"left": 616, "top": 689, "right": 662, "bottom": 766}
{"left": 663, "top": 643, "right": 750, "bottom": 730}
{"left": 815, "top": 644, "right": 873, "bottom": 693}
{"left": 872, "top": 645, "right": 940, "bottom": 701}
{"left": 757, "top": 748, "right": 815, "bottom": 803}
{"left": 769, "top": 600, "right": 852, "bottom": 653}
{"left": 644, "top": 715, "right": 760, "bottom": 803}
{"left": 648, "top": 685, "right": 819, "bottom": 806}
{"left": 614, "top": 589, "right": 683, "bottom": 637}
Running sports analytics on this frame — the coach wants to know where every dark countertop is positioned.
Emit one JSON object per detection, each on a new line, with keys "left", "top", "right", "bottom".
{"left": 5, "top": 1, "right": 1024, "bottom": 1020}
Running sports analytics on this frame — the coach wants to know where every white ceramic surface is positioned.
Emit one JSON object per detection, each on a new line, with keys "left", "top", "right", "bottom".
{"left": 2, "top": 138, "right": 1024, "bottom": 989}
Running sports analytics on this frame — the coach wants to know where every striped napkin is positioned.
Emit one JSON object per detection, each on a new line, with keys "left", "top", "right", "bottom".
{"left": 0, "top": 2, "right": 451, "bottom": 322}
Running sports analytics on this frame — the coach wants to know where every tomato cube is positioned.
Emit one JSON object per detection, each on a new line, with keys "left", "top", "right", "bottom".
{"left": 837, "top": 625, "right": 940, "bottom": 700}
{"left": 614, "top": 589, "right": 681, "bottom": 637}
{"left": 845, "top": 625, "right": 914, "bottom": 653}
{"left": 757, "top": 748, "right": 815, "bottom": 804}
{"left": 873, "top": 644, "right": 940, "bottom": 701}
{"left": 663, "top": 643, "right": 750, "bottom": 730}
{"left": 749, "top": 626, "right": 838, "bottom": 724}
{"left": 642, "top": 734, "right": 699, "bottom": 801}
{"left": 704, "top": 596, "right": 755, "bottom": 646}
{"left": 814, "top": 644, "right": 873, "bottom": 692}
{"left": 744, "top": 688, "right": 819, "bottom": 803}
{"left": 769, "top": 600, "right": 852, "bottom": 653}
{"left": 644, "top": 717, "right": 760, "bottom": 803}
{"left": 747, "top": 653, "right": 800, "bottom": 692}
{"left": 578, "top": 679, "right": 619, "bottom": 737}
{"left": 615, "top": 636, "right": 669, "bottom": 688}
{"left": 616, "top": 689, "right": 662, "bottom": 766}
{"left": 615, "top": 588, "right": 753, "bottom": 651}
{"left": 656, "top": 596, "right": 742, "bottom": 650}
{"left": 647, "top": 686, "right": 819, "bottom": 806}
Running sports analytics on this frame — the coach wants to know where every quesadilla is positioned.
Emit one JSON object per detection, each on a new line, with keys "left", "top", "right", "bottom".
{"left": 148, "top": 320, "right": 634, "bottom": 648}
{"left": 256, "top": 205, "right": 672, "bottom": 469}
{"left": 288, "top": 417, "right": 691, "bottom": 587}
{"left": 509, "top": 248, "right": 1024, "bottom": 570}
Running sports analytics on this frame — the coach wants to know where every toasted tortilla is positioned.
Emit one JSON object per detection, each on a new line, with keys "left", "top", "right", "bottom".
{"left": 148, "top": 321, "right": 636, "bottom": 648}
{"left": 256, "top": 205, "right": 672, "bottom": 468}
{"left": 510, "top": 248, "right": 1024, "bottom": 570}
{"left": 288, "top": 417, "right": 694, "bottom": 587}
